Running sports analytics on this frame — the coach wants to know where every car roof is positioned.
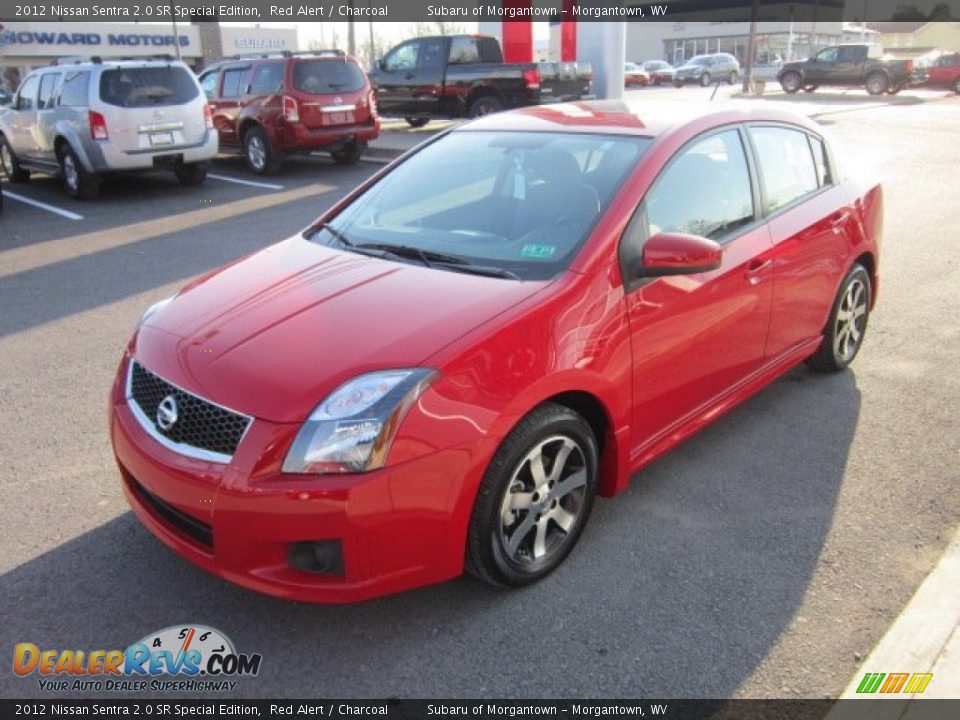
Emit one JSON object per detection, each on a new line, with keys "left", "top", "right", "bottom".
{"left": 34, "top": 59, "right": 188, "bottom": 73}
{"left": 458, "top": 100, "right": 819, "bottom": 139}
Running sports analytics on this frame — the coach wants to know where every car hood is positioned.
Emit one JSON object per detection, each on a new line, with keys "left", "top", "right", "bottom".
{"left": 136, "top": 237, "right": 545, "bottom": 423}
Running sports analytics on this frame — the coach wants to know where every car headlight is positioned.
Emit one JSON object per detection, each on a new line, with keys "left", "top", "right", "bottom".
{"left": 282, "top": 368, "right": 437, "bottom": 475}
{"left": 138, "top": 295, "right": 176, "bottom": 326}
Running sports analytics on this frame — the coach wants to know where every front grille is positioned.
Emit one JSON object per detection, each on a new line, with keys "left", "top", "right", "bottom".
{"left": 127, "top": 471, "right": 213, "bottom": 549}
{"left": 128, "top": 361, "right": 251, "bottom": 460}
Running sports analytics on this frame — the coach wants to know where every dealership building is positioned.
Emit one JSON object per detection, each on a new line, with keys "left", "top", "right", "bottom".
{"left": 0, "top": 22, "right": 299, "bottom": 89}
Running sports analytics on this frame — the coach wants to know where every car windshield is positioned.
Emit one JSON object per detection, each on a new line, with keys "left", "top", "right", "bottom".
{"left": 306, "top": 131, "right": 652, "bottom": 281}
{"left": 99, "top": 66, "right": 199, "bottom": 107}
{"left": 687, "top": 57, "right": 711, "bottom": 67}
{"left": 292, "top": 59, "right": 365, "bottom": 94}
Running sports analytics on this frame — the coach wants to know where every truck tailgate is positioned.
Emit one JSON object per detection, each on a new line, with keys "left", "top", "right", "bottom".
{"left": 539, "top": 63, "right": 592, "bottom": 102}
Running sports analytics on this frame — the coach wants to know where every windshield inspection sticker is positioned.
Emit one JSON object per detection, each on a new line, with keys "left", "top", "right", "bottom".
{"left": 521, "top": 244, "right": 557, "bottom": 260}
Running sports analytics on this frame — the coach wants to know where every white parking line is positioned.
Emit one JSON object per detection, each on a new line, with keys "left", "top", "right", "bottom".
{"left": 207, "top": 173, "right": 284, "bottom": 190}
{"left": 2, "top": 190, "right": 84, "bottom": 220}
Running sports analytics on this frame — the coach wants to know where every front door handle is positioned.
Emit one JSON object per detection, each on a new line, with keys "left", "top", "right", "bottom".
{"left": 745, "top": 258, "right": 772, "bottom": 285}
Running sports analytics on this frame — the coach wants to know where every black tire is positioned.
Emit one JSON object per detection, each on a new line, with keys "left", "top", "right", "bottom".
{"left": 242, "top": 126, "right": 282, "bottom": 175}
{"left": 404, "top": 117, "right": 430, "bottom": 128}
{"left": 865, "top": 72, "right": 889, "bottom": 96}
{"left": 468, "top": 95, "right": 503, "bottom": 118}
{"left": 57, "top": 143, "right": 100, "bottom": 200}
{"left": 330, "top": 142, "right": 364, "bottom": 165}
{"left": 803, "top": 85, "right": 818, "bottom": 93}
{"left": 174, "top": 162, "right": 208, "bottom": 186}
{"left": 673, "top": 79, "right": 683, "bottom": 88}
{"left": 954, "top": 76, "right": 960, "bottom": 94}
{"left": 0, "top": 135, "right": 30, "bottom": 183}
{"left": 466, "top": 402, "right": 599, "bottom": 588}
{"left": 780, "top": 71, "right": 802, "bottom": 94}
{"left": 806, "top": 264, "right": 872, "bottom": 373}
{"left": 700, "top": 72, "right": 712, "bottom": 87}
{"left": 728, "top": 71, "right": 738, "bottom": 85}
{"left": 886, "top": 83, "right": 903, "bottom": 95}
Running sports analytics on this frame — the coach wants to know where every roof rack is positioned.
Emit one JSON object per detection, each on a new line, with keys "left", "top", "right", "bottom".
{"left": 49, "top": 54, "right": 177, "bottom": 66}
{"left": 226, "top": 49, "right": 346, "bottom": 61}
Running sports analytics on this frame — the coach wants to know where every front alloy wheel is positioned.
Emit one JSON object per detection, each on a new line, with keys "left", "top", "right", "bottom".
{"left": 467, "top": 403, "right": 598, "bottom": 587}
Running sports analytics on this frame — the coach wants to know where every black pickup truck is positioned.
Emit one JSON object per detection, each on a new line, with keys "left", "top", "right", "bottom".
{"left": 368, "top": 35, "right": 593, "bottom": 127}
{"left": 778, "top": 44, "right": 914, "bottom": 95}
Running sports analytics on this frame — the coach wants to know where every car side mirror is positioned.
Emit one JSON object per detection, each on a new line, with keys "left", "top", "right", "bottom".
{"left": 377, "top": 58, "right": 386, "bottom": 71}
{"left": 638, "top": 232, "right": 722, "bottom": 277}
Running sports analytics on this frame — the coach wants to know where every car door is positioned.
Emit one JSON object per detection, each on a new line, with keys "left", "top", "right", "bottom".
{"left": 747, "top": 124, "right": 850, "bottom": 358}
{"left": 834, "top": 45, "right": 866, "bottom": 83}
{"left": 34, "top": 72, "right": 63, "bottom": 163}
{"left": 371, "top": 39, "right": 425, "bottom": 115}
{"left": 214, "top": 65, "right": 250, "bottom": 146}
{"left": 8, "top": 74, "right": 41, "bottom": 159}
{"left": 620, "top": 126, "right": 774, "bottom": 456}
{"left": 806, "top": 47, "right": 838, "bottom": 84}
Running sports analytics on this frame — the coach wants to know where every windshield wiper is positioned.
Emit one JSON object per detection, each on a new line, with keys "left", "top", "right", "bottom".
{"left": 309, "top": 223, "right": 395, "bottom": 260}
{"left": 354, "top": 242, "right": 460, "bottom": 269}
{"left": 431, "top": 262, "right": 522, "bottom": 281}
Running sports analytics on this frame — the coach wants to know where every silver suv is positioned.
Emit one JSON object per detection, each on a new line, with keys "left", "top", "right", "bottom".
{"left": 0, "top": 57, "right": 217, "bottom": 199}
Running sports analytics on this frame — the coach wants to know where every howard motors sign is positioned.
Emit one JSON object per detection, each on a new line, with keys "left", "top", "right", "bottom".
{"left": 0, "top": 22, "right": 203, "bottom": 57}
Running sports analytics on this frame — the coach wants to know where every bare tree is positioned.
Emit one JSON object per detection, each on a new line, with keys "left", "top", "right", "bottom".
{"left": 409, "top": 22, "right": 467, "bottom": 38}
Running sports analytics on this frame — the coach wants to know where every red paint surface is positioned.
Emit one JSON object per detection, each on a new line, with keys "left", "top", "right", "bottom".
{"left": 112, "top": 102, "right": 882, "bottom": 603}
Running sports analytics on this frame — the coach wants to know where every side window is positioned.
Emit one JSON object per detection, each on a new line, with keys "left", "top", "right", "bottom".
{"left": 944, "top": 54, "right": 960, "bottom": 68}
{"left": 646, "top": 129, "right": 755, "bottom": 240}
{"left": 38, "top": 73, "right": 62, "bottom": 110}
{"left": 199, "top": 70, "right": 219, "bottom": 99}
{"left": 59, "top": 71, "right": 90, "bottom": 107}
{"left": 384, "top": 41, "right": 419, "bottom": 72}
{"left": 749, "top": 126, "right": 820, "bottom": 212}
{"left": 249, "top": 63, "right": 283, "bottom": 94}
{"left": 16, "top": 75, "right": 40, "bottom": 110}
{"left": 838, "top": 46, "right": 865, "bottom": 63}
{"left": 815, "top": 47, "right": 839, "bottom": 63}
{"left": 478, "top": 37, "right": 502, "bottom": 63}
{"left": 449, "top": 37, "right": 479, "bottom": 65}
{"left": 221, "top": 67, "right": 249, "bottom": 98}
{"left": 807, "top": 134, "right": 833, "bottom": 188}
{"left": 419, "top": 38, "right": 446, "bottom": 69}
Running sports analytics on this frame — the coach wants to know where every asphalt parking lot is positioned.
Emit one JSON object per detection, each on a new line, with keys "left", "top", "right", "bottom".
{"left": 1, "top": 85, "right": 958, "bottom": 700}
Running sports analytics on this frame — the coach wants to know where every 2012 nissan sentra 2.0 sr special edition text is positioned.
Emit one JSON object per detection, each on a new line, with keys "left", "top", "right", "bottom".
{"left": 110, "top": 100, "right": 882, "bottom": 603}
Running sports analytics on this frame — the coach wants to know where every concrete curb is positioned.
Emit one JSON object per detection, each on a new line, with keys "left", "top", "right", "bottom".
{"left": 825, "top": 526, "right": 960, "bottom": 718}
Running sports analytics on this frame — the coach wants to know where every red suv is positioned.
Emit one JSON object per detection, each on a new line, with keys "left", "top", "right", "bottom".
{"left": 199, "top": 51, "right": 380, "bottom": 174}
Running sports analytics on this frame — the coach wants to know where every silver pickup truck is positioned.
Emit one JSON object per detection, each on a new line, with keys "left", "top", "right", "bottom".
{"left": 0, "top": 57, "right": 217, "bottom": 199}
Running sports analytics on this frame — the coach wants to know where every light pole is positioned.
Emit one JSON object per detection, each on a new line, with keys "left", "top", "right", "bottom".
{"left": 169, "top": 3, "right": 182, "bottom": 59}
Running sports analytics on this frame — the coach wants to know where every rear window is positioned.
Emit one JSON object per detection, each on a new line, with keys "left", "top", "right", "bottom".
{"left": 292, "top": 60, "right": 365, "bottom": 94}
{"left": 99, "top": 66, "right": 199, "bottom": 108}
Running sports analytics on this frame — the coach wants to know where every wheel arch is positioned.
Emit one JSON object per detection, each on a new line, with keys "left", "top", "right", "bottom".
{"left": 853, "top": 251, "right": 878, "bottom": 309}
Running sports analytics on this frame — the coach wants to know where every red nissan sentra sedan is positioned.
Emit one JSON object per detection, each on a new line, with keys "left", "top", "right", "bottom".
{"left": 110, "top": 101, "right": 881, "bottom": 603}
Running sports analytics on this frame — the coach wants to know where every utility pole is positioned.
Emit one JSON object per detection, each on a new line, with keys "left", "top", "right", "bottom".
{"left": 170, "top": 3, "right": 181, "bottom": 59}
{"left": 347, "top": 8, "right": 356, "bottom": 56}
{"left": 741, "top": 0, "right": 759, "bottom": 94}
{"left": 368, "top": 16, "right": 376, "bottom": 68}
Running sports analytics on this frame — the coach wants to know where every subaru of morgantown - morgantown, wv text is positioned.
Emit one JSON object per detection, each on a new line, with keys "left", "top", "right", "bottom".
{"left": 110, "top": 100, "right": 882, "bottom": 603}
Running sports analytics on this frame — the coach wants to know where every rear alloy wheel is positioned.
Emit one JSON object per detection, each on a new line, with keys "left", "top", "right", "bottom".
{"left": 700, "top": 72, "right": 712, "bottom": 87}
{"left": 174, "top": 162, "right": 208, "bottom": 186}
{"left": 807, "top": 264, "right": 872, "bottom": 372}
{"left": 865, "top": 72, "right": 889, "bottom": 96}
{"left": 803, "top": 85, "right": 818, "bottom": 93}
{"left": 780, "top": 71, "right": 802, "bottom": 93}
{"left": 58, "top": 144, "right": 100, "bottom": 200}
{"left": 330, "top": 142, "right": 363, "bottom": 165}
{"left": 466, "top": 402, "right": 598, "bottom": 588}
{"left": 468, "top": 95, "right": 503, "bottom": 118}
{"left": 242, "top": 126, "right": 282, "bottom": 175}
{"left": 0, "top": 135, "right": 30, "bottom": 183}
{"left": 405, "top": 117, "right": 430, "bottom": 128}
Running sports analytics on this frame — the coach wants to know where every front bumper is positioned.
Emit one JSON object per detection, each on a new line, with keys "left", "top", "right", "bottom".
{"left": 110, "top": 357, "right": 491, "bottom": 603}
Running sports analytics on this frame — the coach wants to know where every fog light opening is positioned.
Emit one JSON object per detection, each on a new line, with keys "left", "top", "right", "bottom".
{"left": 288, "top": 540, "right": 345, "bottom": 577}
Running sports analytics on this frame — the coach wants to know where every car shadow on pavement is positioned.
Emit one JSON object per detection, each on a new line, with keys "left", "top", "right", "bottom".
{"left": 0, "top": 366, "right": 860, "bottom": 699}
